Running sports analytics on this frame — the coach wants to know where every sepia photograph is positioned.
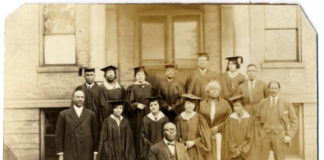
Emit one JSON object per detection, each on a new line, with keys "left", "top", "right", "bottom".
{"left": 2, "top": 3, "right": 318, "bottom": 160}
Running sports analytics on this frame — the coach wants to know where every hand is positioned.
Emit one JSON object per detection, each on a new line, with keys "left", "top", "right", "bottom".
{"left": 167, "top": 105, "right": 173, "bottom": 111}
{"left": 58, "top": 155, "right": 63, "bottom": 160}
{"left": 185, "top": 141, "right": 195, "bottom": 148}
{"left": 93, "top": 154, "right": 97, "bottom": 160}
{"left": 211, "top": 126, "right": 219, "bottom": 134}
{"left": 137, "top": 103, "right": 145, "bottom": 110}
{"left": 283, "top": 136, "right": 291, "bottom": 144}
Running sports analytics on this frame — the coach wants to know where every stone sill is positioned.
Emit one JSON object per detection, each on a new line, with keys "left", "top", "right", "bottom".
{"left": 261, "top": 62, "right": 305, "bottom": 69}
{"left": 37, "top": 66, "right": 79, "bottom": 73}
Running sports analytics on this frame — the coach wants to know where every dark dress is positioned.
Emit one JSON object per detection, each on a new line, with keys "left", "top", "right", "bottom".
{"left": 220, "top": 72, "right": 246, "bottom": 101}
{"left": 159, "top": 77, "right": 185, "bottom": 121}
{"left": 126, "top": 83, "right": 152, "bottom": 160}
{"left": 99, "top": 82, "right": 126, "bottom": 118}
{"left": 75, "top": 83, "right": 103, "bottom": 129}
{"left": 175, "top": 112, "right": 211, "bottom": 160}
{"left": 140, "top": 112, "right": 169, "bottom": 159}
{"left": 222, "top": 112, "right": 254, "bottom": 160}
{"left": 98, "top": 115, "right": 135, "bottom": 160}
{"left": 185, "top": 69, "right": 218, "bottom": 99}
{"left": 55, "top": 107, "right": 99, "bottom": 160}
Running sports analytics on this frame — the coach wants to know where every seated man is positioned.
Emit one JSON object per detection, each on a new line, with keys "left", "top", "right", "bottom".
{"left": 147, "top": 122, "right": 189, "bottom": 160}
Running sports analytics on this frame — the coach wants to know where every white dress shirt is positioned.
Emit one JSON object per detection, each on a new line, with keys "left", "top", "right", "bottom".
{"left": 248, "top": 80, "right": 256, "bottom": 101}
{"left": 86, "top": 82, "right": 94, "bottom": 89}
{"left": 210, "top": 100, "right": 216, "bottom": 122}
{"left": 74, "top": 105, "right": 83, "bottom": 118}
{"left": 199, "top": 68, "right": 207, "bottom": 76}
{"left": 111, "top": 114, "right": 123, "bottom": 126}
{"left": 270, "top": 95, "right": 279, "bottom": 106}
{"left": 164, "top": 138, "right": 175, "bottom": 155}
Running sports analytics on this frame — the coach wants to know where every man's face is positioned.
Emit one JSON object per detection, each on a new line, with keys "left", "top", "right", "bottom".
{"left": 73, "top": 91, "right": 85, "bottom": 107}
{"left": 135, "top": 71, "right": 145, "bottom": 82}
{"left": 208, "top": 87, "right": 220, "bottom": 98}
{"left": 84, "top": 72, "right": 95, "bottom": 84}
{"left": 228, "top": 61, "right": 237, "bottom": 72}
{"left": 269, "top": 83, "right": 280, "bottom": 97}
{"left": 233, "top": 102, "right": 244, "bottom": 116}
{"left": 149, "top": 101, "right": 160, "bottom": 114}
{"left": 247, "top": 66, "right": 257, "bottom": 81}
{"left": 113, "top": 105, "right": 123, "bottom": 117}
{"left": 165, "top": 68, "right": 176, "bottom": 79}
{"left": 163, "top": 123, "right": 177, "bottom": 141}
{"left": 105, "top": 69, "right": 116, "bottom": 82}
{"left": 197, "top": 56, "right": 209, "bottom": 69}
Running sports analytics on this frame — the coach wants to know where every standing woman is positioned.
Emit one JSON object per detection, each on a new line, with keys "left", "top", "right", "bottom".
{"left": 126, "top": 66, "right": 152, "bottom": 160}
{"left": 140, "top": 96, "right": 169, "bottom": 160}
{"left": 98, "top": 100, "right": 135, "bottom": 160}
{"left": 175, "top": 94, "right": 211, "bottom": 160}
{"left": 199, "top": 81, "right": 233, "bottom": 160}
{"left": 220, "top": 56, "right": 246, "bottom": 101}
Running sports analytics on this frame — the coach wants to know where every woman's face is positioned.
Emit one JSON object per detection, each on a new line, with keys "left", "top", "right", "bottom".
{"left": 149, "top": 101, "right": 160, "bottom": 114}
{"left": 184, "top": 100, "right": 195, "bottom": 112}
{"left": 233, "top": 102, "right": 244, "bottom": 116}
{"left": 208, "top": 87, "right": 220, "bottom": 98}
{"left": 135, "top": 71, "right": 145, "bottom": 82}
{"left": 113, "top": 105, "right": 123, "bottom": 117}
{"left": 228, "top": 61, "right": 237, "bottom": 72}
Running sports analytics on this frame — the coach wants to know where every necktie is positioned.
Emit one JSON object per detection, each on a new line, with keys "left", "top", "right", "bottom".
{"left": 249, "top": 81, "right": 254, "bottom": 102}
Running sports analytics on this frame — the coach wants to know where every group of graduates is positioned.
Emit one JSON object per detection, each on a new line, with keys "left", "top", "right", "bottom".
{"left": 55, "top": 52, "right": 298, "bottom": 160}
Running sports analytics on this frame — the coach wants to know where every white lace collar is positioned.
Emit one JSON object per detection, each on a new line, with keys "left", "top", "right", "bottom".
{"left": 133, "top": 81, "right": 150, "bottom": 85}
{"left": 180, "top": 111, "right": 196, "bottom": 121}
{"left": 230, "top": 111, "right": 250, "bottom": 121}
{"left": 103, "top": 81, "right": 121, "bottom": 90}
{"left": 147, "top": 111, "right": 165, "bottom": 121}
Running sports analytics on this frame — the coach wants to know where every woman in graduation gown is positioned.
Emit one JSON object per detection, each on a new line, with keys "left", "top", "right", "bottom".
{"left": 98, "top": 100, "right": 135, "bottom": 160}
{"left": 198, "top": 81, "right": 233, "bottom": 160}
{"left": 220, "top": 56, "right": 247, "bottom": 101}
{"left": 126, "top": 66, "right": 153, "bottom": 160}
{"left": 222, "top": 95, "right": 255, "bottom": 160}
{"left": 140, "top": 96, "right": 169, "bottom": 160}
{"left": 175, "top": 94, "right": 211, "bottom": 160}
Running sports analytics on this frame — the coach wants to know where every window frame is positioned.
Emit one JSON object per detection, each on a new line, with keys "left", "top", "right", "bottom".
{"left": 135, "top": 9, "right": 204, "bottom": 69}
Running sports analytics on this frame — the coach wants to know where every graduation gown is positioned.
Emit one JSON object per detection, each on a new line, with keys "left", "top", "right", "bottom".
{"left": 186, "top": 69, "right": 218, "bottom": 99}
{"left": 220, "top": 72, "right": 246, "bottom": 100}
{"left": 75, "top": 83, "right": 103, "bottom": 128}
{"left": 55, "top": 107, "right": 99, "bottom": 160}
{"left": 140, "top": 112, "right": 169, "bottom": 159}
{"left": 98, "top": 116, "right": 135, "bottom": 160}
{"left": 126, "top": 83, "right": 153, "bottom": 159}
{"left": 147, "top": 140, "right": 190, "bottom": 160}
{"left": 159, "top": 77, "right": 185, "bottom": 121}
{"left": 198, "top": 98, "right": 233, "bottom": 160}
{"left": 222, "top": 112, "right": 254, "bottom": 160}
{"left": 175, "top": 112, "right": 211, "bottom": 160}
{"left": 99, "top": 82, "right": 126, "bottom": 118}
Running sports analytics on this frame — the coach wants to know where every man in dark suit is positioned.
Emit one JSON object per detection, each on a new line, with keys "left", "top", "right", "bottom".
{"left": 147, "top": 122, "right": 189, "bottom": 160}
{"left": 236, "top": 64, "right": 268, "bottom": 116}
{"left": 55, "top": 90, "right": 99, "bottom": 160}
{"left": 256, "top": 81, "right": 298, "bottom": 160}
{"left": 76, "top": 67, "right": 103, "bottom": 129}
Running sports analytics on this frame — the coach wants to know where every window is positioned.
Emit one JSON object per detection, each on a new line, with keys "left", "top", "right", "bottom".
{"left": 137, "top": 11, "right": 202, "bottom": 68}
{"left": 40, "top": 108, "right": 68, "bottom": 160}
{"left": 264, "top": 5, "right": 301, "bottom": 62}
{"left": 42, "top": 4, "right": 76, "bottom": 65}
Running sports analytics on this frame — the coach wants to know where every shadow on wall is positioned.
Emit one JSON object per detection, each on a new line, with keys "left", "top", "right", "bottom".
{"left": 3, "top": 144, "right": 17, "bottom": 160}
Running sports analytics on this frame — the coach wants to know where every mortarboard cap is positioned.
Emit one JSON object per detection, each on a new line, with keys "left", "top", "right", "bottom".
{"left": 181, "top": 94, "right": 201, "bottom": 101}
{"left": 164, "top": 64, "right": 177, "bottom": 69}
{"left": 78, "top": 67, "right": 95, "bottom": 76}
{"left": 196, "top": 52, "right": 209, "bottom": 59}
{"left": 109, "top": 100, "right": 126, "bottom": 108}
{"left": 225, "top": 56, "right": 244, "bottom": 64}
{"left": 133, "top": 65, "right": 145, "bottom": 74}
{"left": 146, "top": 96, "right": 162, "bottom": 102}
{"left": 101, "top": 65, "right": 118, "bottom": 72}
{"left": 228, "top": 94, "right": 244, "bottom": 104}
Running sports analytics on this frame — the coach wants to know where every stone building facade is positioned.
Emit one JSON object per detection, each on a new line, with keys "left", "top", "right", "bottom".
{"left": 4, "top": 4, "right": 317, "bottom": 160}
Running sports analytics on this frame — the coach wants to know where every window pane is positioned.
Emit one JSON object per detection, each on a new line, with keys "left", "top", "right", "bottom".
{"left": 44, "top": 4, "right": 75, "bottom": 34}
{"left": 265, "top": 29, "right": 297, "bottom": 61}
{"left": 265, "top": 5, "right": 297, "bottom": 29}
{"left": 174, "top": 17, "right": 199, "bottom": 60}
{"left": 141, "top": 20, "right": 166, "bottom": 61}
{"left": 44, "top": 35, "right": 76, "bottom": 65}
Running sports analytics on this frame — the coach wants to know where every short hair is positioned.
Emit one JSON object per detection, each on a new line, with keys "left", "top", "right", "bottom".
{"left": 163, "top": 122, "right": 176, "bottom": 130}
{"left": 268, "top": 80, "right": 281, "bottom": 88}
{"left": 226, "top": 61, "right": 240, "bottom": 71}
{"left": 197, "top": 54, "right": 210, "bottom": 60}
{"left": 247, "top": 64, "right": 257, "bottom": 69}
{"left": 205, "top": 80, "right": 222, "bottom": 94}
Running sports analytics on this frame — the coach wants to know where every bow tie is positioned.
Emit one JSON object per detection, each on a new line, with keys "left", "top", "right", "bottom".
{"left": 167, "top": 142, "right": 174, "bottom": 146}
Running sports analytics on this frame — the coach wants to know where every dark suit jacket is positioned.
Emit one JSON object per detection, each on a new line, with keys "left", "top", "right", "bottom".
{"left": 55, "top": 107, "right": 99, "bottom": 160}
{"left": 256, "top": 97, "right": 298, "bottom": 138}
{"left": 147, "top": 140, "right": 189, "bottom": 160}
{"left": 236, "top": 79, "right": 268, "bottom": 105}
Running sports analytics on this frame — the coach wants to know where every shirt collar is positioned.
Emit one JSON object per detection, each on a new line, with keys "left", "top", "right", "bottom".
{"left": 73, "top": 105, "right": 83, "bottom": 111}
{"left": 270, "top": 95, "right": 279, "bottom": 103}
{"left": 86, "top": 82, "right": 95, "bottom": 88}
{"left": 103, "top": 81, "right": 121, "bottom": 90}
{"left": 163, "top": 138, "right": 175, "bottom": 145}
{"left": 110, "top": 114, "right": 123, "bottom": 121}
{"left": 230, "top": 111, "right": 250, "bottom": 120}
{"left": 199, "top": 68, "right": 207, "bottom": 75}
{"left": 147, "top": 111, "right": 165, "bottom": 121}
{"left": 133, "top": 81, "right": 150, "bottom": 85}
